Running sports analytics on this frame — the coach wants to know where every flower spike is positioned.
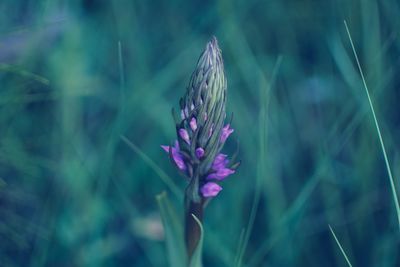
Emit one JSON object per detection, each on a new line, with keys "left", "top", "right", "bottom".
{"left": 162, "top": 36, "right": 238, "bottom": 199}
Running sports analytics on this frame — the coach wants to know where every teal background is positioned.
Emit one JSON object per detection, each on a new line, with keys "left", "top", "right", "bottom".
{"left": 1, "top": 0, "right": 400, "bottom": 266}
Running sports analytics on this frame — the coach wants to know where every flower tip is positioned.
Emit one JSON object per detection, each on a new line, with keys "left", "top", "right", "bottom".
{"left": 179, "top": 128, "right": 190, "bottom": 144}
{"left": 210, "top": 36, "right": 218, "bottom": 46}
{"left": 220, "top": 124, "right": 234, "bottom": 143}
{"left": 195, "top": 147, "right": 205, "bottom": 159}
{"left": 205, "top": 36, "right": 221, "bottom": 60}
{"left": 201, "top": 182, "right": 222, "bottom": 197}
{"left": 161, "top": 145, "right": 170, "bottom": 152}
{"left": 190, "top": 117, "right": 197, "bottom": 131}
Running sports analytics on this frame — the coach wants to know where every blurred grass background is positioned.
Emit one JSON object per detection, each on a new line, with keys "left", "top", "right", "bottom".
{"left": 1, "top": 0, "right": 400, "bottom": 266}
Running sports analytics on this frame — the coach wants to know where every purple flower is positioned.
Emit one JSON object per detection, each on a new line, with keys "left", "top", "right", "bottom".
{"left": 161, "top": 141, "right": 187, "bottom": 171}
{"left": 200, "top": 182, "right": 222, "bottom": 197}
{"left": 190, "top": 117, "right": 197, "bottom": 131}
{"left": 207, "top": 168, "right": 235, "bottom": 181}
{"left": 179, "top": 128, "right": 190, "bottom": 144}
{"left": 195, "top": 147, "right": 205, "bottom": 159}
{"left": 220, "top": 124, "right": 234, "bottom": 143}
{"left": 212, "top": 153, "right": 228, "bottom": 169}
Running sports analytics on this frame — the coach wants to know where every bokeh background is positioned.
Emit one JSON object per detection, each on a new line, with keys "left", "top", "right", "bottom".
{"left": 1, "top": 0, "right": 400, "bottom": 266}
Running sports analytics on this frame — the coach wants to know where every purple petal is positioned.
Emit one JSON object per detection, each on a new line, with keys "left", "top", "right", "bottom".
{"left": 195, "top": 147, "right": 205, "bottom": 159}
{"left": 190, "top": 117, "right": 197, "bottom": 131}
{"left": 201, "top": 182, "right": 222, "bottom": 197}
{"left": 161, "top": 142, "right": 187, "bottom": 171}
{"left": 179, "top": 128, "right": 190, "bottom": 144}
{"left": 207, "top": 168, "right": 235, "bottom": 181}
{"left": 220, "top": 124, "right": 234, "bottom": 143}
{"left": 212, "top": 154, "right": 228, "bottom": 169}
{"left": 173, "top": 154, "right": 187, "bottom": 170}
{"left": 161, "top": 141, "right": 180, "bottom": 153}
{"left": 161, "top": 145, "right": 170, "bottom": 153}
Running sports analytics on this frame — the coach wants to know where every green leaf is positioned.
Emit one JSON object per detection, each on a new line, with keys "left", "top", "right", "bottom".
{"left": 344, "top": 20, "right": 400, "bottom": 231}
{"left": 189, "top": 214, "right": 204, "bottom": 267}
{"left": 328, "top": 225, "right": 353, "bottom": 267}
{"left": 156, "top": 192, "right": 186, "bottom": 267}
{"left": 121, "top": 136, "right": 183, "bottom": 200}
{"left": 0, "top": 63, "right": 50, "bottom": 85}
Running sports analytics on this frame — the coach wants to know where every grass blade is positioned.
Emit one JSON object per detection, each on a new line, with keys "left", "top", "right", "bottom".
{"left": 0, "top": 63, "right": 50, "bottom": 85}
{"left": 120, "top": 135, "right": 183, "bottom": 199}
{"left": 344, "top": 20, "right": 400, "bottom": 230}
{"left": 328, "top": 225, "right": 353, "bottom": 267}
{"left": 235, "top": 56, "right": 282, "bottom": 267}
{"left": 156, "top": 192, "right": 186, "bottom": 267}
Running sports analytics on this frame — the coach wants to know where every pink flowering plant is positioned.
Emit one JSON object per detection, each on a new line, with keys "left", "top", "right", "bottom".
{"left": 161, "top": 37, "right": 239, "bottom": 261}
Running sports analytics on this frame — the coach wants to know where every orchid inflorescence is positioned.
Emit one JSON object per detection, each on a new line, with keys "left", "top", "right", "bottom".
{"left": 162, "top": 37, "right": 239, "bottom": 200}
